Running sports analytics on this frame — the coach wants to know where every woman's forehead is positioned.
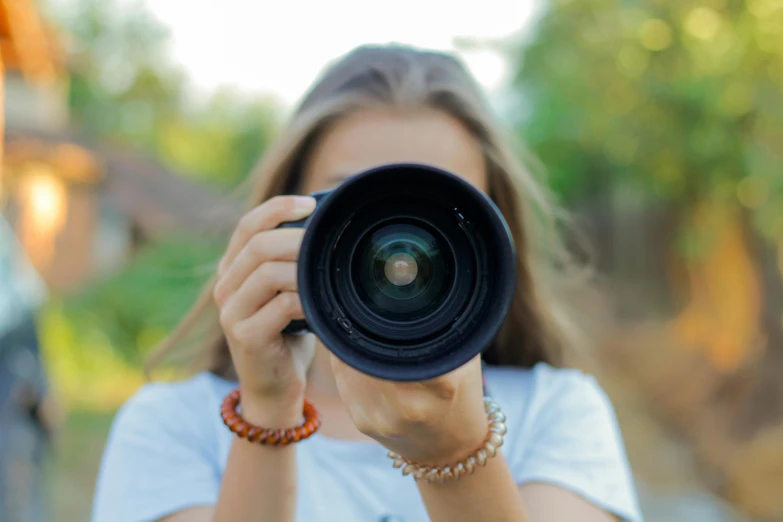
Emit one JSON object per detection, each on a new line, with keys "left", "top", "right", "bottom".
{"left": 301, "top": 108, "right": 488, "bottom": 194}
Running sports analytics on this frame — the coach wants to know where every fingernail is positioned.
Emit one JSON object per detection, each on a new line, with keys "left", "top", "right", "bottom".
{"left": 294, "top": 196, "right": 317, "bottom": 216}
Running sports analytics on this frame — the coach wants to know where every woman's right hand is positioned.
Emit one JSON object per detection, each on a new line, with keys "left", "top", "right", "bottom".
{"left": 213, "top": 195, "right": 318, "bottom": 425}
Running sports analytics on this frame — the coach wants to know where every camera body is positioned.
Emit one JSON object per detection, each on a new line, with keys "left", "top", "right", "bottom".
{"left": 279, "top": 163, "right": 516, "bottom": 382}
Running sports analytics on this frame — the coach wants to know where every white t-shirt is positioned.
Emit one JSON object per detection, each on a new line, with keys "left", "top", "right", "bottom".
{"left": 91, "top": 363, "right": 644, "bottom": 522}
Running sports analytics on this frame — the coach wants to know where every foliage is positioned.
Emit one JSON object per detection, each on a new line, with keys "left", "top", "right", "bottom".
{"left": 60, "top": 236, "right": 223, "bottom": 365}
{"left": 49, "top": 0, "right": 281, "bottom": 187}
{"left": 36, "top": 235, "right": 220, "bottom": 410}
{"left": 511, "top": 0, "right": 783, "bottom": 240}
{"left": 155, "top": 91, "right": 280, "bottom": 188}
{"left": 513, "top": 4, "right": 783, "bottom": 516}
{"left": 36, "top": 0, "right": 275, "bottom": 372}
{"left": 39, "top": 235, "right": 218, "bottom": 409}
{"left": 58, "top": 0, "right": 183, "bottom": 142}
{"left": 40, "top": 301, "right": 150, "bottom": 410}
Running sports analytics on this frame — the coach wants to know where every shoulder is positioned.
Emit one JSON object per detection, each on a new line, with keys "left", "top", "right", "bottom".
{"left": 484, "top": 362, "right": 612, "bottom": 425}
{"left": 484, "top": 362, "right": 625, "bottom": 459}
{"left": 106, "top": 371, "right": 235, "bottom": 466}
{"left": 485, "top": 363, "right": 643, "bottom": 522}
{"left": 115, "top": 371, "right": 230, "bottom": 428}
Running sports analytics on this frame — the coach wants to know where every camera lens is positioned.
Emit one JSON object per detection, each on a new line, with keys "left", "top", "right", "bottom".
{"left": 293, "top": 163, "right": 517, "bottom": 382}
{"left": 354, "top": 223, "right": 452, "bottom": 321}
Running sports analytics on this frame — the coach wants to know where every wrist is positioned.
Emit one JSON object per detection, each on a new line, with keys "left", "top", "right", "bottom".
{"left": 421, "top": 420, "right": 489, "bottom": 466}
{"left": 398, "top": 401, "right": 489, "bottom": 466}
{"left": 388, "top": 397, "right": 508, "bottom": 483}
{"left": 240, "top": 391, "right": 305, "bottom": 428}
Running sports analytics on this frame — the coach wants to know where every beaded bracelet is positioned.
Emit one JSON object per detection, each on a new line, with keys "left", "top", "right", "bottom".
{"left": 221, "top": 388, "right": 321, "bottom": 446}
{"left": 387, "top": 397, "right": 507, "bottom": 483}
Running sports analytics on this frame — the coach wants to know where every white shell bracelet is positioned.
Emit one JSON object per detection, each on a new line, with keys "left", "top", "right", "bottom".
{"left": 387, "top": 397, "right": 507, "bottom": 483}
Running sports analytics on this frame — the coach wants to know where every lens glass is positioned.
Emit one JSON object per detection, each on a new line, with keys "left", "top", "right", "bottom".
{"left": 353, "top": 222, "right": 452, "bottom": 320}
{"left": 384, "top": 252, "right": 418, "bottom": 287}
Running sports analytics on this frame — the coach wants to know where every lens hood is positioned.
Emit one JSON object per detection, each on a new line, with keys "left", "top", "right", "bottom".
{"left": 282, "top": 163, "right": 516, "bottom": 382}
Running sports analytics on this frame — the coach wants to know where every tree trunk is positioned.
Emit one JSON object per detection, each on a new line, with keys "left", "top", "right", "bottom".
{"left": 720, "top": 209, "right": 783, "bottom": 439}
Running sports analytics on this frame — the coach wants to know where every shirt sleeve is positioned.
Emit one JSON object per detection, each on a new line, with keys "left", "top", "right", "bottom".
{"left": 508, "top": 367, "right": 644, "bottom": 522}
{"left": 91, "top": 380, "right": 221, "bottom": 522}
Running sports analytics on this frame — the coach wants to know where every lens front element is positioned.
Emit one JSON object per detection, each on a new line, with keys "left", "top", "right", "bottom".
{"left": 383, "top": 252, "right": 418, "bottom": 287}
{"left": 355, "top": 223, "right": 452, "bottom": 321}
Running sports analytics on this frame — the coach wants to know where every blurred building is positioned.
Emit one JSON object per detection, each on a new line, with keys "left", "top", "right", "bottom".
{"left": 1, "top": 0, "right": 236, "bottom": 294}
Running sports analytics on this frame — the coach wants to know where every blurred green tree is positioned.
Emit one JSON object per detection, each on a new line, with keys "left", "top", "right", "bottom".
{"left": 61, "top": 236, "right": 222, "bottom": 365}
{"left": 51, "top": 0, "right": 280, "bottom": 188}
{"left": 37, "top": 0, "right": 282, "bottom": 366}
{"left": 506, "top": 4, "right": 783, "bottom": 514}
{"left": 511, "top": 0, "right": 782, "bottom": 233}
{"left": 507, "top": 0, "right": 783, "bottom": 446}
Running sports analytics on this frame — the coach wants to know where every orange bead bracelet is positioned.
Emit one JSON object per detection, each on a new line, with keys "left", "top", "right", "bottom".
{"left": 221, "top": 388, "right": 321, "bottom": 446}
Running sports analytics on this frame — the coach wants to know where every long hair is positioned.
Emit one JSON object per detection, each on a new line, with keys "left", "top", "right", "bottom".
{"left": 147, "top": 44, "right": 587, "bottom": 379}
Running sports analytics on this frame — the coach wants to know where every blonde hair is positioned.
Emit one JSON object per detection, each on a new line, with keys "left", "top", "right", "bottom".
{"left": 147, "top": 44, "right": 586, "bottom": 379}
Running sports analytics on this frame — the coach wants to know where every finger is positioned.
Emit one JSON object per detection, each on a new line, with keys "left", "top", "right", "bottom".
{"left": 214, "top": 229, "right": 304, "bottom": 306}
{"left": 329, "top": 352, "right": 383, "bottom": 409}
{"left": 231, "top": 292, "right": 304, "bottom": 348}
{"left": 220, "top": 261, "right": 297, "bottom": 322}
{"left": 219, "top": 195, "right": 316, "bottom": 275}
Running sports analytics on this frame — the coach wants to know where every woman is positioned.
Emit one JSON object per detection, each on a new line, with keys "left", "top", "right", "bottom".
{"left": 92, "top": 44, "right": 643, "bottom": 522}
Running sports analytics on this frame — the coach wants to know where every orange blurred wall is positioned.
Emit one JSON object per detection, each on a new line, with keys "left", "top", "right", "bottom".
{"left": 1, "top": 52, "right": 4, "bottom": 186}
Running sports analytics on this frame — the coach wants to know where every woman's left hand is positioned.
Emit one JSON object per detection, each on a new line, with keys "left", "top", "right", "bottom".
{"left": 330, "top": 354, "right": 489, "bottom": 465}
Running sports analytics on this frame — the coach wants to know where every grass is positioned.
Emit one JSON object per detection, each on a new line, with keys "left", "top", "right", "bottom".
{"left": 46, "top": 410, "right": 117, "bottom": 522}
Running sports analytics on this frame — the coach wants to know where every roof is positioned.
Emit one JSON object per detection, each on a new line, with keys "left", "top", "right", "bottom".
{"left": 0, "top": 0, "right": 63, "bottom": 85}
{"left": 4, "top": 127, "right": 242, "bottom": 239}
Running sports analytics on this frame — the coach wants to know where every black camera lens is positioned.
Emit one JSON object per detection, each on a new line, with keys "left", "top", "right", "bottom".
{"left": 354, "top": 222, "right": 452, "bottom": 321}
{"left": 290, "top": 163, "right": 517, "bottom": 382}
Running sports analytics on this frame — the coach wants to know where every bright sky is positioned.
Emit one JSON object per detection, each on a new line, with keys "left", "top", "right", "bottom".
{"left": 140, "top": 0, "right": 541, "bottom": 108}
